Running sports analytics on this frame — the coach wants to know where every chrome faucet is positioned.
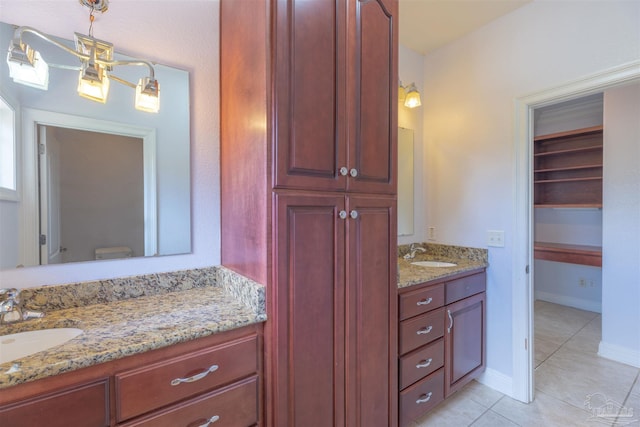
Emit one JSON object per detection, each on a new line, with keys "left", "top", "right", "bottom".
{"left": 0, "top": 288, "right": 44, "bottom": 324}
{"left": 404, "top": 243, "right": 427, "bottom": 260}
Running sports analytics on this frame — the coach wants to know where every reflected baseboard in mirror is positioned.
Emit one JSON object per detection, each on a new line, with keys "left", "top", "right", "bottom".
{"left": 0, "top": 21, "right": 191, "bottom": 270}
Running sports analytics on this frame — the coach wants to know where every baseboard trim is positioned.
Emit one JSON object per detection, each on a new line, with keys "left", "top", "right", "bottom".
{"left": 477, "top": 367, "right": 514, "bottom": 397}
{"left": 598, "top": 341, "right": 640, "bottom": 368}
{"left": 535, "top": 291, "right": 601, "bottom": 313}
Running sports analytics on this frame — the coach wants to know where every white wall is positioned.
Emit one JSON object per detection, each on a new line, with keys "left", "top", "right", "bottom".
{"left": 398, "top": 44, "right": 426, "bottom": 245}
{"left": 0, "top": 0, "right": 219, "bottom": 287}
{"left": 421, "top": 0, "right": 640, "bottom": 384}
{"left": 600, "top": 83, "right": 640, "bottom": 367}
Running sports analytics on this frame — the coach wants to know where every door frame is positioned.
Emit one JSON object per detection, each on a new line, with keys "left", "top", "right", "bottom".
{"left": 19, "top": 108, "right": 158, "bottom": 266}
{"left": 511, "top": 60, "right": 640, "bottom": 403}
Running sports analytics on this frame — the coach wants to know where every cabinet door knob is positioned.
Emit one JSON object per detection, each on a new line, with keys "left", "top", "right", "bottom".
{"left": 170, "top": 364, "right": 218, "bottom": 386}
{"left": 416, "top": 325, "right": 433, "bottom": 335}
{"left": 339, "top": 166, "right": 349, "bottom": 176}
{"left": 416, "top": 297, "right": 433, "bottom": 306}
{"left": 447, "top": 309, "right": 453, "bottom": 333}
{"left": 416, "top": 392, "right": 433, "bottom": 404}
{"left": 349, "top": 168, "right": 358, "bottom": 177}
{"left": 339, "top": 210, "right": 348, "bottom": 220}
{"left": 416, "top": 358, "right": 433, "bottom": 369}
{"left": 350, "top": 210, "right": 359, "bottom": 219}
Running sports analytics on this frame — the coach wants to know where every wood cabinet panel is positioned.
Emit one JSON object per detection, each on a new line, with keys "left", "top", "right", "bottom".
{"left": 399, "top": 284, "right": 444, "bottom": 320}
{"left": 118, "top": 376, "right": 259, "bottom": 427}
{"left": 347, "top": 196, "right": 396, "bottom": 426}
{"left": 273, "top": 193, "right": 346, "bottom": 427}
{"left": 445, "top": 292, "right": 486, "bottom": 397}
{"left": 399, "top": 368, "right": 444, "bottom": 427}
{"left": 115, "top": 335, "right": 258, "bottom": 421}
{"left": 399, "top": 307, "right": 445, "bottom": 355}
{"left": 445, "top": 272, "right": 486, "bottom": 305}
{"left": 399, "top": 338, "right": 444, "bottom": 390}
{"left": 0, "top": 379, "right": 109, "bottom": 427}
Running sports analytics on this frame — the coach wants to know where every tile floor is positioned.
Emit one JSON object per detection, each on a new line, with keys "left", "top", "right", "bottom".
{"left": 410, "top": 300, "right": 640, "bottom": 427}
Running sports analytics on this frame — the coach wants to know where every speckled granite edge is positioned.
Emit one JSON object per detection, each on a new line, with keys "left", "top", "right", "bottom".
{"left": 398, "top": 242, "right": 488, "bottom": 263}
{"left": 216, "top": 266, "right": 266, "bottom": 317}
{"left": 20, "top": 267, "right": 219, "bottom": 312}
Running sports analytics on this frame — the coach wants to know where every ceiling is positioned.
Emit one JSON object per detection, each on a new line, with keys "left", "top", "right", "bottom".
{"left": 400, "top": 0, "right": 532, "bottom": 55}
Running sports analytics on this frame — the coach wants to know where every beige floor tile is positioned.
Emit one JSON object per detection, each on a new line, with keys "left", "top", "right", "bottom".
{"left": 535, "top": 344, "right": 638, "bottom": 410}
{"left": 562, "top": 316, "right": 602, "bottom": 354}
{"left": 454, "top": 380, "right": 505, "bottom": 408}
{"left": 534, "top": 301, "right": 598, "bottom": 339}
{"left": 470, "top": 409, "right": 520, "bottom": 427}
{"left": 534, "top": 334, "right": 566, "bottom": 365}
{"left": 492, "top": 390, "right": 600, "bottom": 427}
{"left": 620, "top": 388, "right": 640, "bottom": 427}
{"left": 412, "top": 389, "right": 487, "bottom": 427}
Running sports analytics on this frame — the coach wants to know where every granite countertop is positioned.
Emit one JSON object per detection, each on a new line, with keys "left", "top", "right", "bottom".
{"left": 398, "top": 243, "right": 489, "bottom": 289}
{"left": 0, "top": 267, "right": 266, "bottom": 390}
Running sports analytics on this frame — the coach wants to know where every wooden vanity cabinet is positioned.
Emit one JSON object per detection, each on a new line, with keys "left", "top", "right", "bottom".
{"left": 0, "top": 324, "right": 262, "bottom": 427}
{"left": 397, "top": 270, "right": 485, "bottom": 426}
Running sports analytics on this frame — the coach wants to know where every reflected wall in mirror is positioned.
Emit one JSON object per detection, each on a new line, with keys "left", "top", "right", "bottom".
{"left": 0, "top": 21, "right": 191, "bottom": 270}
{"left": 398, "top": 127, "right": 414, "bottom": 236}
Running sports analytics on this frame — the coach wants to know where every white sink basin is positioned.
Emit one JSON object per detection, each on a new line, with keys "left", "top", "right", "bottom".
{"left": 0, "top": 328, "right": 83, "bottom": 364}
{"left": 411, "top": 261, "right": 457, "bottom": 268}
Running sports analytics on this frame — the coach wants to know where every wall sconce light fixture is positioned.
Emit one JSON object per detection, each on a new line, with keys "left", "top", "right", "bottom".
{"left": 5, "top": 0, "right": 160, "bottom": 113}
{"left": 398, "top": 81, "right": 422, "bottom": 109}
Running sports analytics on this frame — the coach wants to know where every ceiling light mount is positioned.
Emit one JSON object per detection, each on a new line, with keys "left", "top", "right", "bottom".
{"left": 79, "top": 0, "right": 109, "bottom": 14}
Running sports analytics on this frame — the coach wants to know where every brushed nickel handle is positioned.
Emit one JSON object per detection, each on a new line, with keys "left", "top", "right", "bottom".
{"left": 339, "top": 210, "right": 348, "bottom": 220}
{"left": 188, "top": 415, "right": 220, "bottom": 427}
{"left": 416, "top": 325, "right": 433, "bottom": 335}
{"left": 350, "top": 210, "right": 359, "bottom": 219}
{"left": 416, "top": 297, "right": 433, "bottom": 306}
{"left": 416, "top": 392, "right": 433, "bottom": 404}
{"left": 339, "top": 167, "right": 348, "bottom": 176}
{"left": 447, "top": 309, "right": 453, "bottom": 333}
{"left": 170, "top": 365, "right": 218, "bottom": 386}
{"left": 416, "top": 358, "right": 433, "bottom": 369}
{"left": 349, "top": 168, "right": 358, "bottom": 177}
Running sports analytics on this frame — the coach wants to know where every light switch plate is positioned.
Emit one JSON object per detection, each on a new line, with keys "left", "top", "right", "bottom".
{"left": 487, "top": 230, "right": 505, "bottom": 247}
{"left": 428, "top": 226, "right": 436, "bottom": 240}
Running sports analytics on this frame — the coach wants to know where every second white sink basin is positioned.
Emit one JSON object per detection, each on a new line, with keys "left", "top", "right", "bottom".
{"left": 0, "top": 328, "right": 83, "bottom": 364}
{"left": 411, "top": 261, "right": 457, "bottom": 268}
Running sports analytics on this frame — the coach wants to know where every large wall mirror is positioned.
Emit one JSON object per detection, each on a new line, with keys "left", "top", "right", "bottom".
{"left": 0, "top": 21, "right": 191, "bottom": 270}
{"left": 398, "top": 127, "right": 414, "bottom": 236}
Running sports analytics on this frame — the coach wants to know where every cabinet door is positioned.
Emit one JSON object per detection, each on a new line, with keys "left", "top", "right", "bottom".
{"left": 346, "top": 0, "right": 397, "bottom": 194}
{"left": 273, "top": 192, "right": 346, "bottom": 427}
{"left": 444, "top": 292, "right": 486, "bottom": 397}
{"left": 274, "top": 0, "right": 347, "bottom": 191}
{"left": 346, "top": 195, "right": 397, "bottom": 426}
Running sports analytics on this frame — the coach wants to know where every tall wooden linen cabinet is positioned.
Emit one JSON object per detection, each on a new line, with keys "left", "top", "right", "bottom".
{"left": 220, "top": 0, "right": 398, "bottom": 426}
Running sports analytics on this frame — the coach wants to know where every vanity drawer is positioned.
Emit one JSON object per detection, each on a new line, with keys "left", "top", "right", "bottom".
{"left": 445, "top": 272, "right": 486, "bottom": 304}
{"left": 115, "top": 334, "right": 258, "bottom": 421}
{"left": 119, "top": 375, "right": 259, "bottom": 427}
{"left": 399, "top": 368, "right": 444, "bottom": 427}
{"left": 399, "top": 338, "right": 444, "bottom": 390}
{"left": 399, "top": 284, "right": 445, "bottom": 320}
{"left": 399, "top": 307, "right": 445, "bottom": 355}
{"left": 0, "top": 379, "right": 109, "bottom": 427}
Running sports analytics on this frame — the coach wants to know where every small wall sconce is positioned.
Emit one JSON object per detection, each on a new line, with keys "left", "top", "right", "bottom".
{"left": 399, "top": 81, "right": 422, "bottom": 109}
{"left": 6, "top": 0, "right": 160, "bottom": 113}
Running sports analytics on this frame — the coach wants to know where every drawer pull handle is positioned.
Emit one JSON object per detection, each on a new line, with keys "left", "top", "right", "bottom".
{"left": 447, "top": 309, "right": 453, "bottom": 333}
{"left": 416, "top": 297, "right": 433, "bottom": 306}
{"left": 170, "top": 365, "right": 219, "bottom": 386}
{"left": 416, "top": 358, "right": 433, "bottom": 369}
{"left": 416, "top": 325, "right": 433, "bottom": 335}
{"left": 416, "top": 392, "right": 433, "bottom": 404}
{"left": 189, "top": 415, "right": 220, "bottom": 427}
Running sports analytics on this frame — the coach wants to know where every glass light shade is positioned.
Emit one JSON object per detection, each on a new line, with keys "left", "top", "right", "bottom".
{"left": 7, "top": 48, "right": 49, "bottom": 90}
{"left": 135, "top": 77, "right": 160, "bottom": 113}
{"left": 77, "top": 66, "right": 110, "bottom": 103}
{"left": 404, "top": 89, "right": 422, "bottom": 109}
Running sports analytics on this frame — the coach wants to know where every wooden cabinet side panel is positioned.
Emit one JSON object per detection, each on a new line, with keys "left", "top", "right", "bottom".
{"left": 347, "top": 195, "right": 397, "bottom": 427}
{"left": 274, "top": 0, "right": 346, "bottom": 191}
{"left": 220, "top": 0, "right": 270, "bottom": 284}
{"left": 0, "top": 379, "right": 109, "bottom": 427}
{"left": 348, "top": 0, "right": 397, "bottom": 194}
{"left": 273, "top": 193, "right": 346, "bottom": 427}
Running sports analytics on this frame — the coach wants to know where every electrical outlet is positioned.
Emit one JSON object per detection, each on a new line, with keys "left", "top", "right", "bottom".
{"left": 579, "top": 278, "right": 587, "bottom": 288}
{"left": 428, "top": 227, "right": 436, "bottom": 240}
{"left": 487, "top": 230, "right": 505, "bottom": 247}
